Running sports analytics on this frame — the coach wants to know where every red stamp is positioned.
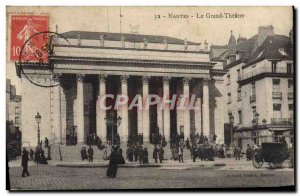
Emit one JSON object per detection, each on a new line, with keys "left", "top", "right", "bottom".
{"left": 10, "top": 15, "right": 49, "bottom": 62}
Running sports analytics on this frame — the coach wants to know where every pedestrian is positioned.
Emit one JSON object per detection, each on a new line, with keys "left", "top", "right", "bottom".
{"left": 29, "top": 149, "right": 34, "bottom": 161}
{"left": 178, "top": 146, "right": 184, "bottom": 163}
{"left": 159, "top": 146, "right": 164, "bottom": 163}
{"left": 138, "top": 146, "right": 144, "bottom": 164}
{"left": 81, "top": 147, "right": 88, "bottom": 161}
{"left": 21, "top": 148, "right": 30, "bottom": 177}
{"left": 153, "top": 145, "right": 158, "bottom": 163}
{"left": 234, "top": 146, "right": 241, "bottom": 161}
{"left": 133, "top": 145, "right": 138, "bottom": 162}
{"left": 246, "top": 144, "right": 252, "bottom": 161}
{"left": 191, "top": 145, "right": 196, "bottom": 162}
{"left": 106, "top": 147, "right": 118, "bottom": 178}
{"left": 88, "top": 145, "right": 94, "bottom": 162}
{"left": 44, "top": 137, "right": 49, "bottom": 148}
{"left": 143, "top": 148, "right": 148, "bottom": 164}
{"left": 185, "top": 138, "right": 191, "bottom": 150}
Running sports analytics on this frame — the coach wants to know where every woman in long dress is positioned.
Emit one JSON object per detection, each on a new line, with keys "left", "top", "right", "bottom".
{"left": 106, "top": 147, "right": 118, "bottom": 178}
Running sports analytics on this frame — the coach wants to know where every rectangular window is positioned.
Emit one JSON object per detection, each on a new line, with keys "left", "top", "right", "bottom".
{"left": 15, "top": 107, "right": 20, "bottom": 114}
{"left": 287, "top": 63, "right": 293, "bottom": 74}
{"left": 288, "top": 79, "right": 293, "bottom": 92}
{"left": 227, "top": 74, "right": 231, "bottom": 85}
{"left": 15, "top": 117, "right": 20, "bottom": 124}
{"left": 272, "top": 79, "right": 280, "bottom": 92}
{"left": 237, "top": 89, "right": 241, "bottom": 101}
{"left": 228, "top": 113, "right": 233, "bottom": 122}
{"left": 272, "top": 62, "right": 277, "bottom": 73}
{"left": 251, "top": 82, "right": 256, "bottom": 96}
{"left": 273, "top": 104, "right": 281, "bottom": 111}
{"left": 238, "top": 110, "right": 242, "bottom": 124}
{"left": 289, "top": 104, "right": 294, "bottom": 110}
{"left": 252, "top": 107, "right": 256, "bottom": 119}
{"left": 227, "top": 93, "right": 231, "bottom": 103}
{"left": 237, "top": 69, "right": 241, "bottom": 80}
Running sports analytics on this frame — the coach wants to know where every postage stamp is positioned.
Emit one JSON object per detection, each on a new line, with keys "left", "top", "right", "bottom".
{"left": 10, "top": 14, "right": 49, "bottom": 62}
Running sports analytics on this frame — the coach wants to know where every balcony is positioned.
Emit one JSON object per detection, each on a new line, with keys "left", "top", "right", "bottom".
{"left": 250, "top": 95, "right": 256, "bottom": 103}
{"left": 271, "top": 118, "right": 293, "bottom": 126}
{"left": 272, "top": 92, "right": 282, "bottom": 99}
{"left": 288, "top": 92, "right": 294, "bottom": 99}
{"left": 240, "top": 67, "right": 293, "bottom": 83}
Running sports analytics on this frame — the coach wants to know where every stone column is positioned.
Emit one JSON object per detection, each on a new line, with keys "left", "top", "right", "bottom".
{"left": 183, "top": 77, "right": 191, "bottom": 139}
{"left": 120, "top": 75, "right": 129, "bottom": 142}
{"left": 142, "top": 76, "right": 150, "bottom": 142}
{"left": 202, "top": 78, "right": 210, "bottom": 138}
{"left": 163, "top": 76, "right": 171, "bottom": 141}
{"left": 53, "top": 74, "right": 62, "bottom": 144}
{"left": 96, "top": 75, "right": 107, "bottom": 141}
{"left": 76, "top": 74, "right": 85, "bottom": 144}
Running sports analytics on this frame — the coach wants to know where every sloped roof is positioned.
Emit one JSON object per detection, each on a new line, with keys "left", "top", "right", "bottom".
{"left": 60, "top": 31, "right": 200, "bottom": 45}
{"left": 246, "top": 35, "right": 293, "bottom": 66}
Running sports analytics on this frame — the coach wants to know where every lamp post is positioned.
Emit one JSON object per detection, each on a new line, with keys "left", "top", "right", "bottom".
{"left": 229, "top": 115, "right": 234, "bottom": 146}
{"left": 104, "top": 110, "right": 122, "bottom": 146}
{"left": 35, "top": 112, "right": 42, "bottom": 146}
{"left": 251, "top": 112, "right": 259, "bottom": 144}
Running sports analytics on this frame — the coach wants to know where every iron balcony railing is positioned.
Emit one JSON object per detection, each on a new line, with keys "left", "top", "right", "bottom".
{"left": 250, "top": 95, "right": 256, "bottom": 103}
{"left": 272, "top": 92, "right": 282, "bottom": 99}
{"left": 241, "top": 67, "right": 293, "bottom": 81}
{"left": 270, "top": 118, "right": 293, "bottom": 126}
{"left": 288, "top": 92, "right": 294, "bottom": 99}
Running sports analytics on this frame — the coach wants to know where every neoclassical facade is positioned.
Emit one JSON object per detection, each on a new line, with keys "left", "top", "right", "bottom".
{"left": 17, "top": 31, "right": 226, "bottom": 147}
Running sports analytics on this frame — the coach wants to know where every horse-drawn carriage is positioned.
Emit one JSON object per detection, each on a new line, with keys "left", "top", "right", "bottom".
{"left": 252, "top": 142, "right": 290, "bottom": 169}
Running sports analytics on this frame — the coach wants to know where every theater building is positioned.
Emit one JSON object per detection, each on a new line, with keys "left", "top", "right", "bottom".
{"left": 16, "top": 30, "right": 226, "bottom": 147}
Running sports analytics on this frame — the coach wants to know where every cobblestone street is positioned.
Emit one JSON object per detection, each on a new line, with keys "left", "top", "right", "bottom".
{"left": 8, "top": 158, "right": 294, "bottom": 190}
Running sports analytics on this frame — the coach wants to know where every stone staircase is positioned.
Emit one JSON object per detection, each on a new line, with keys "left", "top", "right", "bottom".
{"left": 50, "top": 142, "right": 194, "bottom": 162}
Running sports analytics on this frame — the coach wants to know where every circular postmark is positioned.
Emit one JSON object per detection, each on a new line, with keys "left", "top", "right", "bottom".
{"left": 18, "top": 31, "right": 69, "bottom": 88}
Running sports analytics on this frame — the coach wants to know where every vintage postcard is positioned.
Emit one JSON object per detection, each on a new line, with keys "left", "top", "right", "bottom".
{"left": 6, "top": 6, "right": 294, "bottom": 190}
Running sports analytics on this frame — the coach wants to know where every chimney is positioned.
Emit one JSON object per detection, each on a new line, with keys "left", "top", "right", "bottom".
{"left": 257, "top": 25, "right": 274, "bottom": 47}
{"left": 237, "top": 34, "right": 247, "bottom": 45}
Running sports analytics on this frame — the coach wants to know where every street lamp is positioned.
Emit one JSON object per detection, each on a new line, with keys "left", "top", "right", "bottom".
{"left": 229, "top": 115, "right": 234, "bottom": 146}
{"left": 251, "top": 112, "right": 259, "bottom": 144}
{"left": 35, "top": 112, "right": 42, "bottom": 146}
{"left": 104, "top": 110, "right": 122, "bottom": 145}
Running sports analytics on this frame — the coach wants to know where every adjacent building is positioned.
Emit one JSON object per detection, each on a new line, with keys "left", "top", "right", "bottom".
{"left": 212, "top": 25, "right": 294, "bottom": 150}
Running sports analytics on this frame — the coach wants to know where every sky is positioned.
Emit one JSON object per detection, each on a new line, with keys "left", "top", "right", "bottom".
{"left": 6, "top": 6, "right": 293, "bottom": 92}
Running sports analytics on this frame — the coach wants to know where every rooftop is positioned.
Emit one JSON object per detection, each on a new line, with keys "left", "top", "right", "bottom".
{"left": 60, "top": 31, "right": 200, "bottom": 45}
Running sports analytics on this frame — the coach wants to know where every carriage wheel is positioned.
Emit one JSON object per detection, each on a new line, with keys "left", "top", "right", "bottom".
{"left": 275, "top": 162, "right": 282, "bottom": 168}
{"left": 252, "top": 153, "right": 263, "bottom": 169}
{"left": 253, "top": 160, "right": 263, "bottom": 169}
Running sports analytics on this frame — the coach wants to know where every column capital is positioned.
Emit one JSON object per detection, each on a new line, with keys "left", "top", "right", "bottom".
{"left": 202, "top": 78, "right": 210, "bottom": 86}
{"left": 142, "top": 76, "right": 150, "bottom": 85}
{"left": 183, "top": 77, "right": 192, "bottom": 86}
{"left": 76, "top": 74, "right": 85, "bottom": 82}
{"left": 99, "top": 74, "right": 107, "bottom": 83}
{"left": 53, "top": 73, "right": 61, "bottom": 83}
{"left": 163, "top": 76, "right": 171, "bottom": 85}
{"left": 121, "top": 75, "right": 129, "bottom": 84}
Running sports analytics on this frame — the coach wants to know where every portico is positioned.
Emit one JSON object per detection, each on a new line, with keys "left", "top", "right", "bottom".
{"left": 17, "top": 30, "right": 226, "bottom": 147}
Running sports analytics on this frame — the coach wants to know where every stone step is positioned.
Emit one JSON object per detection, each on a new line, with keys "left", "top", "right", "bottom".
{"left": 50, "top": 142, "right": 194, "bottom": 162}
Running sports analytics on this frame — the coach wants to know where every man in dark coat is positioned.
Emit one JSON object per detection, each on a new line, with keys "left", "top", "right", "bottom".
{"left": 138, "top": 146, "right": 144, "bottom": 164}
{"left": 153, "top": 145, "right": 159, "bottom": 163}
{"left": 159, "top": 146, "right": 164, "bottom": 163}
{"left": 133, "top": 145, "right": 138, "bottom": 162}
{"left": 29, "top": 149, "right": 34, "bottom": 161}
{"left": 107, "top": 147, "right": 118, "bottom": 178}
{"left": 199, "top": 132, "right": 204, "bottom": 144}
{"left": 81, "top": 147, "right": 88, "bottom": 161}
{"left": 44, "top": 137, "right": 49, "bottom": 148}
{"left": 21, "top": 148, "right": 30, "bottom": 177}
{"left": 88, "top": 145, "right": 94, "bottom": 162}
{"left": 143, "top": 148, "right": 149, "bottom": 164}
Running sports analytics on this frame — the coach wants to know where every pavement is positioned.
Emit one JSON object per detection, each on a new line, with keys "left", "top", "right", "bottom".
{"left": 7, "top": 159, "right": 294, "bottom": 190}
{"left": 8, "top": 156, "right": 293, "bottom": 171}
